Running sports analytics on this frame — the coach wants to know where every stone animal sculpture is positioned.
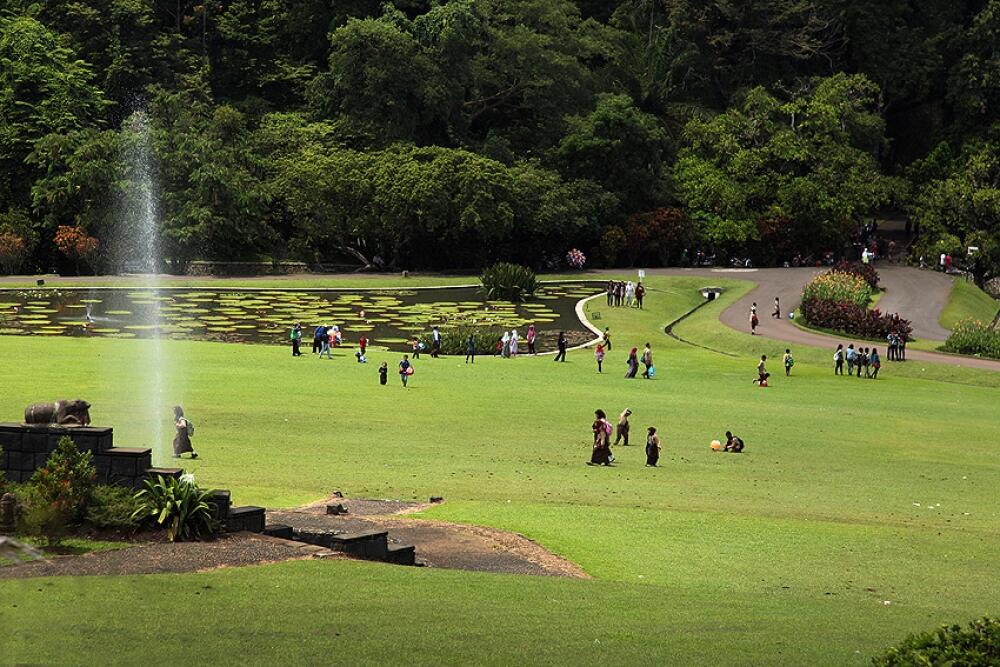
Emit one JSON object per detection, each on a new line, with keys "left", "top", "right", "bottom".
{"left": 24, "top": 399, "right": 91, "bottom": 426}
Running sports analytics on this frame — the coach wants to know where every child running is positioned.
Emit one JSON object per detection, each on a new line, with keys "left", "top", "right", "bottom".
{"left": 399, "top": 355, "right": 412, "bottom": 387}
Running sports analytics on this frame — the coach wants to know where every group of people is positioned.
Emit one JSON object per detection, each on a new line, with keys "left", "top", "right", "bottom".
{"left": 589, "top": 409, "right": 746, "bottom": 467}
{"left": 833, "top": 344, "right": 882, "bottom": 379}
{"left": 605, "top": 280, "right": 646, "bottom": 309}
{"left": 589, "top": 409, "right": 661, "bottom": 467}
{"left": 495, "top": 325, "right": 538, "bottom": 357}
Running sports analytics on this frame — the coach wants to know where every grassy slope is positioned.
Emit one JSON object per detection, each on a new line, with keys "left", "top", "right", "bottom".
{"left": 939, "top": 278, "right": 1000, "bottom": 331}
{"left": 1, "top": 275, "right": 997, "bottom": 665}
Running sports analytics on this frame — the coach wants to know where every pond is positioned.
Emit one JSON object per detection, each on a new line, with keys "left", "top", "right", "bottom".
{"left": 0, "top": 282, "right": 600, "bottom": 352}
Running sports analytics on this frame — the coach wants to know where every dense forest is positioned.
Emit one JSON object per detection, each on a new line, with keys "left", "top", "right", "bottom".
{"left": 0, "top": 1, "right": 999, "bottom": 282}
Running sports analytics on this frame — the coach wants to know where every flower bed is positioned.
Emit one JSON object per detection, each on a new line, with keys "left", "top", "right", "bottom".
{"left": 801, "top": 270, "right": 874, "bottom": 308}
{"left": 799, "top": 263, "right": 911, "bottom": 339}
{"left": 943, "top": 318, "right": 1000, "bottom": 359}
{"left": 800, "top": 298, "right": 912, "bottom": 340}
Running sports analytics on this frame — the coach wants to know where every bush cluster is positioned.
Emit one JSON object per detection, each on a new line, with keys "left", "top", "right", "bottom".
{"left": 800, "top": 299, "right": 912, "bottom": 340}
{"left": 438, "top": 325, "right": 508, "bottom": 356}
{"left": 801, "top": 270, "right": 874, "bottom": 308}
{"left": 479, "top": 263, "right": 538, "bottom": 302}
{"left": 943, "top": 318, "right": 1000, "bottom": 359}
{"left": 872, "top": 617, "right": 999, "bottom": 666}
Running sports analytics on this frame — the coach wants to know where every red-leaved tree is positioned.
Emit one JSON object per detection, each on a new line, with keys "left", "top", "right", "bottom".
{"left": 0, "top": 232, "right": 26, "bottom": 274}
{"left": 54, "top": 225, "right": 99, "bottom": 275}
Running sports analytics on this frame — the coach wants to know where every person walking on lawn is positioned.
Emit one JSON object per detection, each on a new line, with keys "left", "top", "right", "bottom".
{"left": 645, "top": 427, "right": 661, "bottom": 467}
{"left": 834, "top": 344, "right": 844, "bottom": 375}
{"left": 641, "top": 343, "right": 653, "bottom": 379}
{"left": 870, "top": 347, "right": 882, "bottom": 379}
{"left": 588, "top": 410, "right": 613, "bottom": 466}
{"left": 595, "top": 343, "right": 605, "bottom": 373}
{"left": 635, "top": 282, "right": 645, "bottom": 309}
{"left": 465, "top": 334, "right": 475, "bottom": 364}
{"left": 290, "top": 323, "right": 303, "bottom": 357}
{"left": 782, "top": 349, "right": 794, "bottom": 376}
{"left": 526, "top": 324, "right": 537, "bottom": 354}
{"left": 554, "top": 331, "right": 568, "bottom": 362}
{"left": 613, "top": 408, "right": 632, "bottom": 447}
{"left": 399, "top": 355, "right": 412, "bottom": 387}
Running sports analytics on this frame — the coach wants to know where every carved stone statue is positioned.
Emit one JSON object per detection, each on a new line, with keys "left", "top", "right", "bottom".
{"left": 24, "top": 399, "right": 92, "bottom": 426}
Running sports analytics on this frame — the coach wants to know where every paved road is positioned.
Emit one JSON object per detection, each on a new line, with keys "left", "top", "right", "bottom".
{"left": 636, "top": 266, "right": 1000, "bottom": 372}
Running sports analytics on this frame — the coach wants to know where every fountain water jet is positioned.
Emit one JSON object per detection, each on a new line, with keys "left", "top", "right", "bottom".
{"left": 114, "top": 110, "right": 167, "bottom": 462}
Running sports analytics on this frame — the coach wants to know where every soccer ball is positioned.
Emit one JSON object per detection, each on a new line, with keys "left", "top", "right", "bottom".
{"left": 711, "top": 440, "right": 722, "bottom": 451}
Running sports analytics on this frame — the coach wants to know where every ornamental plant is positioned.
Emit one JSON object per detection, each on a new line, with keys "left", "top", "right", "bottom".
{"left": 29, "top": 436, "right": 97, "bottom": 523}
{"left": 831, "top": 260, "right": 879, "bottom": 289}
{"left": 566, "top": 248, "right": 587, "bottom": 269}
{"left": 800, "top": 299, "right": 912, "bottom": 340}
{"left": 132, "top": 475, "right": 218, "bottom": 542}
{"left": 0, "top": 232, "right": 26, "bottom": 274}
{"left": 943, "top": 318, "right": 1000, "bottom": 359}
{"left": 872, "top": 616, "right": 999, "bottom": 666}
{"left": 53, "top": 225, "right": 99, "bottom": 274}
{"left": 479, "top": 262, "right": 538, "bottom": 302}
{"left": 801, "top": 271, "right": 873, "bottom": 308}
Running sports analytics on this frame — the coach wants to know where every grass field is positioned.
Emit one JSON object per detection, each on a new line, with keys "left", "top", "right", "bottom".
{"left": 1, "top": 275, "right": 997, "bottom": 665}
{"left": 940, "top": 278, "right": 1000, "bottom": 330}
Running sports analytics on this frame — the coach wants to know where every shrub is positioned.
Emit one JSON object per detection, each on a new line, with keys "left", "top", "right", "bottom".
{"left": 438, "top": 325, "right": 507, "bottom": 355}
{"left": 944, "top": 318, "right": 1000, "bottom": 359}
{"left": 30, "top": 436, "right": 97, "bottom": 523}
{"left": 86, "top": 485, "right": 143, "bottom": 531}
{"left": 832, "top": 260, "right": 879, "bottom": 289}
{"left": 132, "top": 476, "right": 218, "bottom": 542}
{"left": 802, "top": 270, "right": 874, "bottom": 308}
{"left": 800, "top": 298, "right": 913, "bottom": 340}
{"left": 872, "top": 616, "right": 1000, "bottom": 666}
{"left": 479, "top": 262, "right": 538, "bottom": 302}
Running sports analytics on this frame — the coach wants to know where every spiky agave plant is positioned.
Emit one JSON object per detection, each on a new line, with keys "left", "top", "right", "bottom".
{"left": 132, "top": 476, "right": 218, "bottom": 542}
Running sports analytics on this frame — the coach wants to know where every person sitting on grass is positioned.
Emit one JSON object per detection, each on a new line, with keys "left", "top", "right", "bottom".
{"left": 587, "top": 409, "right": 613, "bottom": 466}
{"left": 723, "top": 431, "right": 744, "bottom": 453}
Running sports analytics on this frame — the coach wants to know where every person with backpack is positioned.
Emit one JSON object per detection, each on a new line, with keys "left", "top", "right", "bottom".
{"left": 782, "top": 348, "right": 794, "bottom": 376}
{"left": 845, "top": 344, "right": 856, "bottom": 375}
{"left": 318, "top": 324, "right": 333, "bottom": 359}
{"left": 870, "top": 347, "right": 881, "bottom": 379}
{"left": 587, "top": 409, "right": 613, "bottom": 466}
{"left": 834, "top": 344, "right": 844, "bottom": 375}
{"left": 172, "top": 405, "right": 198, "bottom": 459}
{"left": 312, "top": 324, "right": 325, "bottom": 354}
{"left": 290, "top": 323, "right": 303, "bottom": 357}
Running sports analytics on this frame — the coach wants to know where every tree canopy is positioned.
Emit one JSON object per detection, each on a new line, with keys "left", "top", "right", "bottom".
{"left": 0, "top": 0, "right": 998, "bottom": 273}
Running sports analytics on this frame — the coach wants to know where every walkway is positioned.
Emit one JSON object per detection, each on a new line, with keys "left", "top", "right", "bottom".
{"left": 636, "top": 266, "right": 1000, "bottom": 372}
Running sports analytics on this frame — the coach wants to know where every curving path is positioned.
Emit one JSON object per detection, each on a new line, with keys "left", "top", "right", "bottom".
{"left": 630, "top": 266, "right": 1000, "bottom": 372}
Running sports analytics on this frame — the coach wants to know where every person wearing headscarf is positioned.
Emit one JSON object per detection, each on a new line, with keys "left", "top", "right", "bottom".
{"left": 526, "top": 325, "right": 536, "bottom": 354}
{"left": 172, "top": 406, "right": 197, "bottom": 459}
{"left": 625, "top": 347, "right": 639, "bottom": 379}
{"left": 509, "top": 329, "right": 518, "bottom": 357}
{"left": 587, "top": 409, "right": 612, "bottom": 466}
{"left": 645, "top": 427, "right": 661, "bottom": 466}
{"left": 501, "top": 330, "right": 511, "bottom": 358}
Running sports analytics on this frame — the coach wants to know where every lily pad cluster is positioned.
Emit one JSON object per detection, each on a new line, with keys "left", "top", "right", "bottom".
{"left": 0, "top": 283, "right": 599, "bottom": 350}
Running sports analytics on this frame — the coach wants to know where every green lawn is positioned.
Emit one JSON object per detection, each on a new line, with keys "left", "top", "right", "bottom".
{"left": 940, "top": 278, "right": 1000, "bottom": 331}
{"left": 0, "top": 275, "right": 997, "bottom": 665}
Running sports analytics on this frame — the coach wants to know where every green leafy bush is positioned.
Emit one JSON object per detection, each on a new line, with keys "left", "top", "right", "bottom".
{"left": 801, "top": 270, "right": 874, "bottom": 308}
{"left": 438, "top": 325, "right": 507, "bottom": 355}
{"left": 86, "top": 485, "right": 143, "bottom": 531}
{"left": 132, "top": 476, "right": 218, "bottom": 542}
{"left": 943, "top": 318, "right": 1000, "bottom": 359}
{"left": 30, "top": 436, "right": 97, "bottom": 523}
{"left": 872, "top": 616, "right": 1000, "bottom": 666}
{"left": 479, "top": 263, "right": 538, "bottom": 302}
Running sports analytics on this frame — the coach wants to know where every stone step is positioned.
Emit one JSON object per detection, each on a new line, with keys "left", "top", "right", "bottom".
{"left": 227, "top": 506, "right": 265, "bottom": 533}
{"left": 386, "top": 545, "right": 416, "bottom": 566}
{"left": 100, "top": 448, "right": 153, "bottom": 479}
{"left": 262, "top": 524, "right": 294, "bottom": 540}
{"left": 208, "top": 490, "right": 231, "bottom": 523}
{"left": 292, "top": 528, "right": 389, "bottom": 560}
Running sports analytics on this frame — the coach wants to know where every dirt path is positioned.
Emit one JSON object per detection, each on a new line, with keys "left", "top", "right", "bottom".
{"left": 630, "top": 266, "right": 1000, "bottom": 372}
{"left": 270, "top": 498, "right": 588, "bottom": 578}
{"left": 0, "top": 533, "right": 325, "bottom": 580}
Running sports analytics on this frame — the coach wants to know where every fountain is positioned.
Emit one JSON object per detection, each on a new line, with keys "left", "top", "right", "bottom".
{"left": 113, "top": 110, "right": 167, "bottom": 462}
